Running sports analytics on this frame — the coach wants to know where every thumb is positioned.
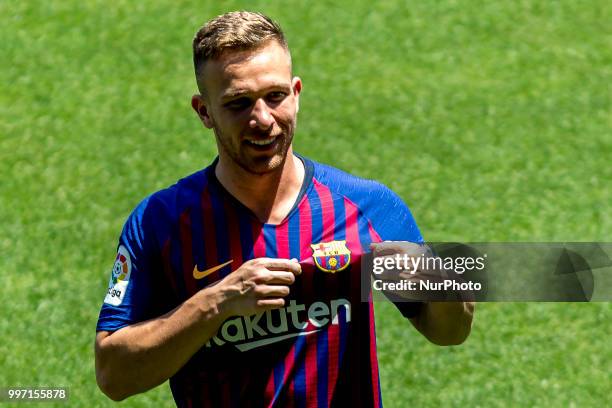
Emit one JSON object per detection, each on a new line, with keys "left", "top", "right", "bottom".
{"left": 369, "top": 242, "right": 385, "bottom": 253}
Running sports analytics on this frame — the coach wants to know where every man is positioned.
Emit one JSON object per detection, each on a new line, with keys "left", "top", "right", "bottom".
{"left": 95, "top": 11, "right": 473, "bottom": 407}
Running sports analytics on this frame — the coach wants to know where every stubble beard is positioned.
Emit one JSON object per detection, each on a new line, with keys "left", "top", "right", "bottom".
{"left": 213, "top": 125, "right": 295, "bottom": 176}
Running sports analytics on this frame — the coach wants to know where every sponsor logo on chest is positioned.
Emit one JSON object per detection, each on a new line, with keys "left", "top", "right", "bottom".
{"left": 206, "top": 298, "right": 351, "bottom": 352}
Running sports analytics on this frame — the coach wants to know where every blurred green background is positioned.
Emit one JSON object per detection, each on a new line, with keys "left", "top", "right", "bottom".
{"left": 1, "top": 0, "right": 610, "bottom": 406}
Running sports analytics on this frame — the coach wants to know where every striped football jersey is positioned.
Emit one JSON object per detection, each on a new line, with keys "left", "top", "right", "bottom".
{"left": 97, "top": 155, "right": 422, "bottom": 407}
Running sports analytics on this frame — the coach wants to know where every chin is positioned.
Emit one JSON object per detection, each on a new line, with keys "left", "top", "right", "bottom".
{"left": 238, "top": 140, "right": 292, "bottom": 175}
{"left": 241, "top": 155, "right": 286, "bottom": 175}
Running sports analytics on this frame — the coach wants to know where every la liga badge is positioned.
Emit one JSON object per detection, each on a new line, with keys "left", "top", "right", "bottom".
{"left": 311, "top": 240, "right": 351, "bottom": 273}
{"left": 104, "top": 245, "right": 132, "bottom": 306}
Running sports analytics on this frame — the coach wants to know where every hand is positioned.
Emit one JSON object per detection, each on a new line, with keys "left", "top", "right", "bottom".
{"left": 215, "top": 257, "right": 302, "bottom": 317}
{"left": 370, "top": 241, "right": 448, "bottom": 301}
{"left": 370, "top": 241, "right": 440, "bottom": 278}
{"left": 370, "top": 242, "right": 475, "bottom": 345}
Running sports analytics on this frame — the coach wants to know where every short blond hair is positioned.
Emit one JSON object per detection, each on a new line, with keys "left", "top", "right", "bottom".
{"left": 193, "top": 11, "right": 289, "bottom": 91}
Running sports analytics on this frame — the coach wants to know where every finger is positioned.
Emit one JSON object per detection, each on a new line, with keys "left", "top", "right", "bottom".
{"left": 374, "top": 245, "right": 427, "bottom": 258}
{"left": 256, "top": 298, "right": 286, "bottom": 309}
{"left": 373, "top": 254, "right": 410, "bottom": 277}
{"left": 204, "top": 278, "right": 222, "bottom": 289}
{"left": 370, "top": 241, "right": 426, "bottom": 257}
{"left": 375, "top": 266, "right": 404, "bottom": 281}
{"left": 398, "top": 271, "right": 416, "bottom": 280}
{"left": 262, "top": 258, "right": 302, "bottom": 275}
{"left": 249, "top": 270, "right": 296, "bottom": 285}
{"left": 263, "top": 271, "right": 297, "bottom": 285}
{"left": 255, "top": 284, "right": 291, "bottom": 298}
{"left": 398, "top": 270, "right": 448, "bottom": 283}
{"left": 370, "top": 241, "right": 415, "bottom": 251}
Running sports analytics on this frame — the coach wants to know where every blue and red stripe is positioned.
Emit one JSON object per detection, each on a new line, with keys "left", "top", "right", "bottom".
{"left": 168, "top": 165, "right": 386, "bottom": 407}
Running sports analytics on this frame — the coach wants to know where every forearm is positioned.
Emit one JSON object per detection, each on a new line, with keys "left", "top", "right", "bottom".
{"left": 95, "top": 287, "right": 228, "bottom": 400}
{"left": 412, "top": 301, "right": 474, "bottom": 346}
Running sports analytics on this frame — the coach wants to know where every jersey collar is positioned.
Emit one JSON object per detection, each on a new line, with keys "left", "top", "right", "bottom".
{"left": 206, "top": 153, "right": 314, "bottom": 226}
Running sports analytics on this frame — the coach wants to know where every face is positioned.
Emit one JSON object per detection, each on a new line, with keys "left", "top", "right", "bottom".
{"left": 192, "top": 41, "right": 302, "bottom": 175}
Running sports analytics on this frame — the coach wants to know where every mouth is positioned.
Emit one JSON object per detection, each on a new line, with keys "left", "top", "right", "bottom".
{"left": 247, "top": 136, "right": 277, "bottom": 146}
{"left": 244, "top": 135, "right": 282, "bottom": 151}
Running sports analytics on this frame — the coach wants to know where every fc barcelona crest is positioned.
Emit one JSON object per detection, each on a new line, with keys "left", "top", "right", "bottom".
{"left": 311, "top": 240, "right": 351, "bottom": 273}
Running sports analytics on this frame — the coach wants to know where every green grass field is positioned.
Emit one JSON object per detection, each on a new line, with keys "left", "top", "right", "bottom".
{"left": 1, "top": 0, "right": 610, "bottom": 406}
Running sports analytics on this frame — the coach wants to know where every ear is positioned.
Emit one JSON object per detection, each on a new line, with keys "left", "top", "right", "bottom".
{"left": 191, "top": 94, "right": 214, "bottom": 129}
{"left": 292, "top": 76, "right": 302, "bottom": 113}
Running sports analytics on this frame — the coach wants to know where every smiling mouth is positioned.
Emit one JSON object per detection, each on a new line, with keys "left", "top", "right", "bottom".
{"left": 247, "top": 137, "right": 277, "bottom": 146}
{"left": 244, "top": 133, "right": 284, "bottom": 150}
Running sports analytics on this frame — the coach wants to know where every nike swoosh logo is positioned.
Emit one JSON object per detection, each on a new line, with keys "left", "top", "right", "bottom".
{"left": 193, "top": 259, "right": 233, "bottom": 280}
{"left": 235, "top": 329, "right": 321, "bottom": 352}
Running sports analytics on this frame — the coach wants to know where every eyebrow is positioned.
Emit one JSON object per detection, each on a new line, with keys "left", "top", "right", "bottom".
{"left": 220, "top": 83, "right": 291, "bottom": 101}
{"left": 221, "top": 89, "right": 249, "bottom": 100}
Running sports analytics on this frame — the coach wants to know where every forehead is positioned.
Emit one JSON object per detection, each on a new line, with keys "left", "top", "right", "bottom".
{"left": 202, "top": 42, "right": 292, "bottom": 100}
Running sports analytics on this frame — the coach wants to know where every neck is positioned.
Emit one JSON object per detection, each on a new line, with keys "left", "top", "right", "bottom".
{"left": 215, "top": 150, "right": 305, "bottom": 224}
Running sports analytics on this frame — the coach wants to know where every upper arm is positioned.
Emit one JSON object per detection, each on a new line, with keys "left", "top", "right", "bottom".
{"left": 96, "top": 331, "right": 110, "bottom": 344}
{"left": 94, "top": 331, "right": 111, "bottom": 383}
{"left": 96, "top": 196, "right": 162, "bottom": 333}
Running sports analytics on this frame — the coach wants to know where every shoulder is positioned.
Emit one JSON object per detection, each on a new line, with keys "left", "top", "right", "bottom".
{"left": 122, "top": 166, "right": 210, "bottom": 238}
{"left": 308, "top": 158, "right": 423, "bottom": 242}
{"left": 310, "top": 159, "right": 405, "bottom": 211}
{"left": 146, "top": 168, "right": 208, "bottom": 219}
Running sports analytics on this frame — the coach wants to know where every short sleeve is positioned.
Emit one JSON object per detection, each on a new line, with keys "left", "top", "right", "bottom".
{"left": 367, "top": 185, "right": 423, "bottom": 244}
{"left": 96, "top": 196, "right": 159, "bottom": 332}
{"left": 367, "top": 184, "right": 425, "bottom": 319}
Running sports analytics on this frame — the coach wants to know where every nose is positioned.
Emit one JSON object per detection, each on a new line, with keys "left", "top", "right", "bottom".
{"left": 249, "top": 98, "right": 274, "bottom": 129}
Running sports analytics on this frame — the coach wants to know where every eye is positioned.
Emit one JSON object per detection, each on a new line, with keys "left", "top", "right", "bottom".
{"left": 266, "top": 91, "right": 287, "bottom": 104}
{"left": 224, "top": 97, "right": 252, "bottom": 111}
